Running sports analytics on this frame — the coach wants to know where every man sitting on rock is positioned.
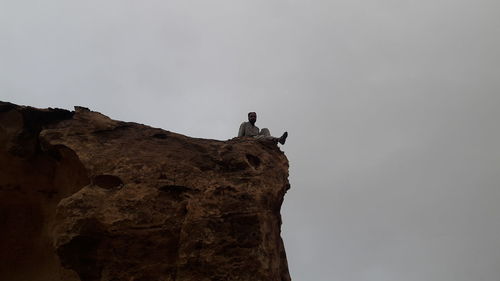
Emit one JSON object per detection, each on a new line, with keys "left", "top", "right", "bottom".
{"left": 238, "top": 112, "right": 288, "bottom": 145}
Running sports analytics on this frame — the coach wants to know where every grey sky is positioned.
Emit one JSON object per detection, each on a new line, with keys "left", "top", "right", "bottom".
{"left": 2, "top": 0, "right": 500, "bottom": 280}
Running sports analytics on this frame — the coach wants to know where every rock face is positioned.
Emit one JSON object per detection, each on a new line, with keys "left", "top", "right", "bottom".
{"left": 0, "top": 102, "right": 291, "bottom": 281}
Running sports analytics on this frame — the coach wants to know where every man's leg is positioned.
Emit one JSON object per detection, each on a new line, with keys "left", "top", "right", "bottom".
{"left": 256, "top": 128, "right": 288, "bottom": 145}
{"left": 259, "top": 128, "right": 271, "bottom": 137}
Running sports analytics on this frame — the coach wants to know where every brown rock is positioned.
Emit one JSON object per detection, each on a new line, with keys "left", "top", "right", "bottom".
{"left": 0, "top": 101, "right": 291, "bottom": 281}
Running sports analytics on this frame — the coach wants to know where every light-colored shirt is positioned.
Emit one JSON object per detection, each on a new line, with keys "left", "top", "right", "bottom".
{"left": 238, "top": 121, "right": 260, "bottom": 137}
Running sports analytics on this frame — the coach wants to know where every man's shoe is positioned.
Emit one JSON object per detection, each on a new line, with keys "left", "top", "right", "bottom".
{"left": 278, "top": 132, "right": 288, "bottom": 145}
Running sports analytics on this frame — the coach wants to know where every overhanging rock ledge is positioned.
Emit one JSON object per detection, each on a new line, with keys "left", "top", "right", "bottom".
{"left": 0, "top": 101, "right": 291, "bottom": 281}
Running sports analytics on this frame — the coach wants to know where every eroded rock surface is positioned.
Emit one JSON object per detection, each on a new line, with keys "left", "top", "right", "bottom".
{"left": 0, "top": 102, "right": 291, "bottom": 281}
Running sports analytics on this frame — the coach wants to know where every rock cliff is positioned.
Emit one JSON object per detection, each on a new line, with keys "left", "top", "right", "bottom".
{"left": 0, "top": 101, "right": 291, "bottom": 281}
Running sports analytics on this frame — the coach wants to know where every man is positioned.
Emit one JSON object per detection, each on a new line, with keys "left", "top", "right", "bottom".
{"left": 238, "top": 112, "right": 288, "bottom": 145}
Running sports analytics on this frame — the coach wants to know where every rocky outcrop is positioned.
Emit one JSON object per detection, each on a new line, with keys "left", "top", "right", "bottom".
{"left": 0, "top": 102, "right": 291, "bottom": 281}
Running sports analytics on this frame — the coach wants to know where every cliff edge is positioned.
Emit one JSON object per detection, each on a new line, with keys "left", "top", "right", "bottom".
{"left": 0, "top": 101, "right": 291, "bottom": 281}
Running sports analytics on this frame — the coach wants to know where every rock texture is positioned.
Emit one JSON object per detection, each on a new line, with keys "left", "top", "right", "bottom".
{"left": 0, "top": 101, "right": 291, "bottom": 281}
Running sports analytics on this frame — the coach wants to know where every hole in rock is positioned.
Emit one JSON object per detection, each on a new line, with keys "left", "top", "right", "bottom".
{"left": 92, "top": 175, "right": 123, "bottom": 189}
{"left": 152, "top": 133, "right": 168, "bottom": 139}
{"left": 159, "top": 185, "right": 193, "bottom": 201}
{"left": 57, "top": 234, "right": 102, "bottom": 281}
{"left": 245, "top": 154, "right": 261, "bottom": 169}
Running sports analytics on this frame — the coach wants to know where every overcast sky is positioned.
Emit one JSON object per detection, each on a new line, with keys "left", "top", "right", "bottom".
{"left": 2, "top": 0, "right": 500, "bottom": 280}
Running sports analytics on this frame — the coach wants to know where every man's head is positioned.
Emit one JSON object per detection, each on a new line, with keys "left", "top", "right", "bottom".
{"left": 248, "top": 112, "right": 257, "bottom": 125}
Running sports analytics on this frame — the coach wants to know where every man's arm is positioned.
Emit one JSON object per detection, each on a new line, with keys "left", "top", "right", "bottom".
{"left": 238, "top": 122, "right": 246, "bottom": 137}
